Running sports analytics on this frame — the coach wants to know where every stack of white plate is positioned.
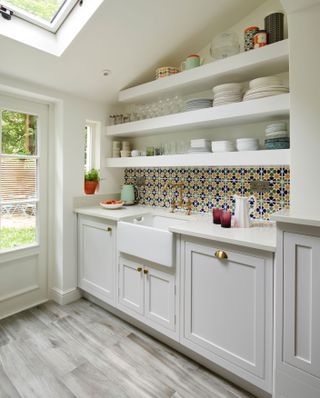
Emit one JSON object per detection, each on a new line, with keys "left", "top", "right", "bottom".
{"left": 265, "top": 122, "right": 288, "bottom": 138}
{"left": 185, "top": 98, "right": 213, "bottom": 112}
{"left": 211, "top": 140, "right": 236, "bottom": 152}
{"left": 212, "top": 83, "right": 243, "bottom": 107}
{"left": 236, "top": 138, "right": 259, "bottom": 151}
{"left": 243, "top": 76, "right": 289, "bottom": 101}
{"left": 188, "top": 138, "right": 211, "bottom": 153}
{"left": 265, "top": 122, "right": 290, "bottom": 149}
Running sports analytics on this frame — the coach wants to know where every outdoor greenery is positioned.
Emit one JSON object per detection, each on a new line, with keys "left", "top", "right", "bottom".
{"left": 2, "top": 111, "right": 37, "bottom": 155}
{"left": 85, "top": 168, "right": 100, "bottom": 181}
{"left": 6, "top": 0, "right": 64, "bottom": 21}
{"left": 0, "top": 227, "right": 36, "bottom": 250}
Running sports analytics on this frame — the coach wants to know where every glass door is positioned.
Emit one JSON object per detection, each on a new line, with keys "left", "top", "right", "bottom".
{"left": 0, "top": 94, "right": 48, "bottom": 318}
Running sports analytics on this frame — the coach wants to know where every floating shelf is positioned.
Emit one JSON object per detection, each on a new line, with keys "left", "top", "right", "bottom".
{"left": 119, "top": 40, "right": 289, "bottom": 104}
{"left": 106, "top": 94, "right": 290, "bottom": 138}
{"left": 105, "top": 149, "right": 290, "bottom": 168}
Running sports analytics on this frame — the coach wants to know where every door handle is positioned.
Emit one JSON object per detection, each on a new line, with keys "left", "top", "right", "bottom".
{"left": 107, "top": 227, "right": 112, "bottom": 232}
{"left": 143, "top": 269, "right": 149, "bottom": 275}
{"left": 136, "top": 267, "right": 142, "bottom": 272}
{"left": 215, "top": 250, "right": 228, "bottom": 260}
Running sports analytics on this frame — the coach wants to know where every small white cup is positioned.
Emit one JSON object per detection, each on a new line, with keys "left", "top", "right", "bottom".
{"left": 131, "top": 150, "right": 141, "bottom": 157}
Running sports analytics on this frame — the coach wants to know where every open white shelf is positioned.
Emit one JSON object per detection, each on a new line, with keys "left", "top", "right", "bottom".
{"left": 106, "top": 94, "right": 290, "bottom": 138}
{"left": 105, "top": 149, "right": 290, "bottom": 168}
{"left": 119, "top": 40, "right": 289, "bottom": 103}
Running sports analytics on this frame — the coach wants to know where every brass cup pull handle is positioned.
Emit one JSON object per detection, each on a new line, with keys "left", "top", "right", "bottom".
{"left": 107, "top": 227, "right": 112, "bottom": 232}
{"left": 215, "top": 250, "right": 228, "bottom": 260}
{"left": 136, "top": 267, "right": 142, "bottom": 272}
{"left": 143, "top": 269, "right": 149, "bottom": 275}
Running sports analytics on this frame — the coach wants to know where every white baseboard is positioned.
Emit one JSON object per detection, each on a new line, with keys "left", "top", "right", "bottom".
{"left": 50, "top": 287, "right": 81, "bottom": 305}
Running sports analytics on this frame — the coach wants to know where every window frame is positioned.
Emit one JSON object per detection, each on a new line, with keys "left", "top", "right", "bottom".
{"left": 84, "top": 120, "right": 100, "bottom": 173}
{"left": 1, "top": 0, "right": 79, "bottom": 33}
{"left": 0, "top": 103, "right": 42, "bottom": 253}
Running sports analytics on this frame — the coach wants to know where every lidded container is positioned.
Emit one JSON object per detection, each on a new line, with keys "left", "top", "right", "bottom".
{"left": 210, "top": 32, "right": 240, "bottom": 59}
{"left": 264, "top": 12, "right": 284, "bottom": 44}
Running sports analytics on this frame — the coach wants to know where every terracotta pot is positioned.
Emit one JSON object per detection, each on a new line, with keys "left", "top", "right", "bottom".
{"left": 84, "top": 180, "right": 99, "bottom": 195}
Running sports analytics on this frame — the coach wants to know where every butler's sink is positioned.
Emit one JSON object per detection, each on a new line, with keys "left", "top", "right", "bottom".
{"left": 117, "top": 214, "right": 188, "bottom": 267}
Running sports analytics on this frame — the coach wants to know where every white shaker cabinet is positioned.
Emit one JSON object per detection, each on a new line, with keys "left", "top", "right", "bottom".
{"left": 180, "top": 237, "right": 274, "bottom": 393}
{"left": 118, "top": 256, "right": 177, "bottom": 339}
{"left": 118, "top": 256, "right": 144, "bottom": 315}
{"left": 78, "top": 216, "right": 116, "bottom": 305}
{"left": 275, "top": 227, "right": 320, "bottom": 398}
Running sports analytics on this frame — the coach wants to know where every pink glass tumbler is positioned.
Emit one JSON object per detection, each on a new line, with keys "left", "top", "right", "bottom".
{"left": 212, "top": 208, "right": 223, "bottom": 224}
{"left": 221, "top": 210, "right": 232, "bottom": 228}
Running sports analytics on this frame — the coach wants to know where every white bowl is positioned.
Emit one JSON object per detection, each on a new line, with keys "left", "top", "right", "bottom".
{"left": 212, "top": 83, "right": 243, "bottom": 94}
{"left": 120, "top": 150, "right": 131, "bottom": 157}
{"left": 100, "top": 201, "right": 124, "bottom": 210}
{"left": 131, "top": 150, "right": 141, "bottom": 157}
{"left": 212, "top": 140, "right": 236, "bottom": 152}
{"left": 249, "top": 76, "right": 282, "bottom": 89}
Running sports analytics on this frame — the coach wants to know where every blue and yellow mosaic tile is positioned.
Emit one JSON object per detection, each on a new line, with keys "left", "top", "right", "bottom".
{"left": 124, "top": 166, "right": 290, "bottom": 220}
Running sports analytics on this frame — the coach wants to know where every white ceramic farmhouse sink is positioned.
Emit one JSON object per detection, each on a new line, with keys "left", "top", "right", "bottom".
{"left": 117, "top": 214, "right": 187, "bottom": 267}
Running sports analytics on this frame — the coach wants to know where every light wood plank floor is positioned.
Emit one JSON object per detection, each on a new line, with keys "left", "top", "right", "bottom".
{"left": 0, "top": 299, "right": 255, "bottom": 398}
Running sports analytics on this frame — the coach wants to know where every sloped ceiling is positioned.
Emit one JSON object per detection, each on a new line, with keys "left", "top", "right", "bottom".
{"left": 0, "top": 0, "right": 265, "bottom": 104}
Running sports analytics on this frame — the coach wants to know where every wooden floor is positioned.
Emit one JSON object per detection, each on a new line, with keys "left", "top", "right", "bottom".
{"left": 0, "top": 299, "right": 255, "bottom": 398}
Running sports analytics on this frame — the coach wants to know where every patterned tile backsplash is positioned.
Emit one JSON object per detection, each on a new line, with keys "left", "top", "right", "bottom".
{"left": 124, "top": 166, "right": 290, "bottom": 220}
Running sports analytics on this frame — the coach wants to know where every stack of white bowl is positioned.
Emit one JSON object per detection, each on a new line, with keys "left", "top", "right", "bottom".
{"left": 243, "top": 76, "right": 289, "bottom": 101}
{"left": 185, "top": 98, "right": 213, "bottom": 112}
{"left": 211, "top": 140, "right": 236, "bottom": 152}
{"left": 236, "top": 138, "right": 259, "bottom": 151}
{"left": 120, "top": 141, "right": 131, "bottom": 157}
{"left": 212, "top": 83, "right": 243, "bottom": 106}
{"left": 188, "top": 139, "right": 211, "bottom": 153}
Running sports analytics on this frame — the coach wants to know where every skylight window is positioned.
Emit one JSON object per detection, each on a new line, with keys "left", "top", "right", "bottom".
{"left": 1, "top": 0, "right": 80, "bottom": 32}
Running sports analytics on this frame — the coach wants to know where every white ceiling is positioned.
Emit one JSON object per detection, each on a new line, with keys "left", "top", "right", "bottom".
{"left": 0, "top": 0, "right": 265, "bottom": 104}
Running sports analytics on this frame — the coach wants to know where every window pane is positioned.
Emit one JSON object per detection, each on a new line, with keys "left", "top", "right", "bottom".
{"left": 0, "top": 158, "right": 37, "bottom": 202}
{"left": 0, "top": 203, "right": 37, "bottom": 250}
{"left": 1, "top": 110, "right": 37, "bottom": 155}
{"left": 5, "top": 0, "right": 66, "bottom": 22}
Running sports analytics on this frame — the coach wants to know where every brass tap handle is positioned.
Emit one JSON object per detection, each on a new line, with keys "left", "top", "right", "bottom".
{"left": 143, "top": 269, "right": 149, "bottom": 275}
{"left": 185, "top": 198, "right": 192, "bottom": 215}
{"left": 136, "top": 267, "right": 142, "bottom": 272}
{"left": 215, "top": 250, "right": 228, "bottom": 260}
{"left": 170, "top": 198, "right": 176, "bottom": 213}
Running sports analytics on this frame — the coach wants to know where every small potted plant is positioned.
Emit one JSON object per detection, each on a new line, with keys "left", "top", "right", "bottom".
{"left": 84, "top": 168, "right": 100, "bottom": 195}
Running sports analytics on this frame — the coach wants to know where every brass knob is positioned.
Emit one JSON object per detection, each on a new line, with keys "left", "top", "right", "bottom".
{"left": 143, "top": 269, "right": 149, "bottom": 275}
{"left": 107, "top": 227, "right": 112, "bottom": 232}
{"left": 215, "top": 250, "right": 228, "bottom": 260}
{"left": 136, "top": 267, "right": 142, "bottom": 272}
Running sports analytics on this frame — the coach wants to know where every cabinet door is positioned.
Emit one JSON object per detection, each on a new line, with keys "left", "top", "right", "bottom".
{"left": 144, "top": 267, "right": 175, "bottom": 331}
{"left": 182, "top": 241, "right": 269, "bottom": 381}
{"left": 283, "top": 232, "right": 320, "bottom": 379}
{"left": 78, "top": 217, "right": 115, "bottom": 304}
{"left": 118, "top": 257, "right": 144, "bottom": 316}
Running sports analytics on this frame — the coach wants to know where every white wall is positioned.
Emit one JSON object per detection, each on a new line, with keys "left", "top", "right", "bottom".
{"left": 283, "top": 1, "right": 320, "bottom": 214}
{"left": 0, "top": 74, "right": 122, "bottom": 301}
{"left": 198, "top": 0, "right": 287, "bottom": 62}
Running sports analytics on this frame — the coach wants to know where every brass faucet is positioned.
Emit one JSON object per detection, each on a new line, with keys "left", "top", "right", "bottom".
{"left": 167, "top": 181, "right": 184, "bottom": 213}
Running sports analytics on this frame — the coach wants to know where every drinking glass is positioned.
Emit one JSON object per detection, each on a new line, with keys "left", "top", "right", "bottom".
{"left": 221, "top": 210, "right": 232, "bottom": 228}
{"left": 212, "top": 208, "right": 223, "bottom": 224}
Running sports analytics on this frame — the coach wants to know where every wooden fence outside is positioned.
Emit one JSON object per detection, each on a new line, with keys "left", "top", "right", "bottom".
{"left": 0, "top": 157, "right": 37, "bottom": 202}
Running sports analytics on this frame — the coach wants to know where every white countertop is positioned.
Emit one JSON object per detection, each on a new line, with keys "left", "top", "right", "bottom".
{"left": 75, "top": 206, "right": 276, "bottom": 252}
{"left": 74, "top": 205, "right": 151, "bottom": 221}
{"left": 271, "top": 209, "right": 320, "bottom": 228}
{"left": 169, "top": 221, "right": 276, "bottom": 252}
